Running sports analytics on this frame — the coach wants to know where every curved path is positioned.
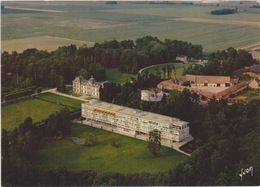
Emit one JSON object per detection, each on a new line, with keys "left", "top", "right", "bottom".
{"left": 138, "top": 62, "right": 183, "bottom": 74}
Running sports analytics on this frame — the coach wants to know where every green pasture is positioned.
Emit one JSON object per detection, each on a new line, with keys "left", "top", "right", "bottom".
{"left": 38, "top": 92, "right": 82, "bottom": 108}
{"left": 106, "top": 68, "right": 136, "bottom": 84}
{"left": 1, "top": 98, "right": 63, "bottom": 130}
{"left": 35, "top": 123, "right": 188, "bottom": 174}
{"left": 2, "top": 1, "right": 259, "bottom": 53}
{"left": 1, "top": 93, "right": 82, "bottom": 130}
{"left": 141, "top": 63, "right": 192, "bottom": 78}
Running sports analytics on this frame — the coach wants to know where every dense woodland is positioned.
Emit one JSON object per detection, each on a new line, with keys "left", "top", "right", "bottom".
{"left": 1, "top": 36, "right": 202, "bottom": 91}
{"left": 184, "top": 47, "right": 257, "bottom": 76}
{"left": 1, "top": 36, "right": 260, "bottom": 185}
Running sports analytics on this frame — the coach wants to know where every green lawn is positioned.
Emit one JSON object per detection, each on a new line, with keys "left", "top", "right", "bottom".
{"left": 35, "top": 123, "right": 188, "bottom": 174}
{"left": 38, "top": 92, "right": 82, "bottom": 108}
{"left": 1, "top": 93, "right": 83, "bottom": 130}
{"left": 141, "top": 63, "right": 192, "bottom": 78}
{"left": 1, "top": 98, "right": 63, "bottom": 130}
{"left": 106, "top": 68, "right": 136, "bottom": 84}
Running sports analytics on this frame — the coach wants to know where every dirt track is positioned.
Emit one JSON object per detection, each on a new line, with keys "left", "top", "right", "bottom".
{"left": 172, "top": 18, "right": 260, "bottom": 27}
{"left": 235, "top": 42, "right": 260, "bottom": 50}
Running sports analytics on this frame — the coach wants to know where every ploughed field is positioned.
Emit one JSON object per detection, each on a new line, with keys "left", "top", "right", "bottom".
{"left": 35, "top": 123, "right": 188, "bottom": 174}
{"left": 1, "top": 1, "right": 259, "bottom": 53}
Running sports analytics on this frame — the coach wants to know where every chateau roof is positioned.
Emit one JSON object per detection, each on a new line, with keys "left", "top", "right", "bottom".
{"left": 73, "top": 75, "right": 102, "bottom": 86}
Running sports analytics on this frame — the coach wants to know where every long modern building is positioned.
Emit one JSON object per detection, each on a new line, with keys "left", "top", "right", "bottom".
{"left": 82, "top": 100, "right": 190, "bottom": 142}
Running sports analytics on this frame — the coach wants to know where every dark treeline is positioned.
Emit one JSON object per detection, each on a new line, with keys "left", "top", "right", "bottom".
{"left": 170, "top": 99, "right": 260, "bottom": 186}
{"left": 1, "top": 36, "right": 202, "bottom": 91}
{"left": 211, "top": 8, "right": 237, "bottom": 15}
{"left": 2, "top": 109, "right": 72, "bottom": 186}
{"left": 2, "top": 99, "right": 259, "bottom": 186}
{"left": 184, "top": 47, "right": 258, "bottom": 76}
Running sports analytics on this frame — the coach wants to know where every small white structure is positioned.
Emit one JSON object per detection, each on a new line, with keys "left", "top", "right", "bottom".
{"left": 176, "top": 55, "right": 188, "bottom": 63}
{"left": 141, "top": 88, "right": 166, "bottom": 102}
{"left": 72, "top": 76, "right": 104, "bottom": 98}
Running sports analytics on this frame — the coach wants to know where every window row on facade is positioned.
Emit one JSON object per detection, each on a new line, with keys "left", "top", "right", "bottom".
{"left": 82, "top": 101, "right": 190, "bottom": 142}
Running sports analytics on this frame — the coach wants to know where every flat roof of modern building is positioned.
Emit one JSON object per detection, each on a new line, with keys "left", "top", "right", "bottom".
{"left": 83, "top": 101, "right": 189, "bottom": 127}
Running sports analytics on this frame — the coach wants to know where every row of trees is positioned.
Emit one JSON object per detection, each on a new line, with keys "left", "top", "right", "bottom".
{"left": 211, "top": 8, "right": 237, "bottom": 15}
{"left": 2, "top": 86, "right": 37, "bottom": 102}
{"left": 184, "top": 47, "right": 257, "bottom": 76}
{"left": 2, "top": 109, "right": 72, "bottom": 186}
{"left": 1, "top": 36, "right": 202, "bottom": 90}
{"left": 184, "top": 48, "right": 259, "bottom": 75}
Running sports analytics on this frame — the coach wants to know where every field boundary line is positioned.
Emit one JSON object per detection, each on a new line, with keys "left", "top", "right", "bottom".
{"left": 171, "top": 17, "right": 260, "bottom": 26}
{"left": 4, "top": 6, "right": 65, "bottom": 13}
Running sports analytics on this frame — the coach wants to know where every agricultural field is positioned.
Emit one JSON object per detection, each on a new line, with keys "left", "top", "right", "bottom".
{"left": 1, "top": 93, "right": 82, "bottom": 130}
{"left": 35, "top": 123, "right": 188, "bottom": 174}
{"left": 1, "top": 1, "right": 259, "bottom": 54}
{"left": 236, "top": 42, "right": 260, "bottom": 60}
{"left": 1, "top": 36, "right": 95, "bottom": 53}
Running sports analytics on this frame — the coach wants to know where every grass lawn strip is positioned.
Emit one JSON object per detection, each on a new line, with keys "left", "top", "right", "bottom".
{"left": 1, "top": 98, "right": 63, "bottom": 130}
{"left": 1, "top": 93, "right": 82, "bottom": 130}
{"left": 106, "top": 68, "right": 136, "bottom": 84}
{"left": 35, "top": 123, "right": 188, "bottom": 174}
{"left": 141, "top": 63, "right": 192, "bottom": 78}
{"left": 37, "top": 92, "right": 82, "bottom": 108}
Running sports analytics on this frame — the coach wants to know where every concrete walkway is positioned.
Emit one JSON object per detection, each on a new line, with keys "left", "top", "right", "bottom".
{"left": 138, "top": 62, "right": 183, "bottom": 74}
{"left": 42, "top": 88, "right": 88, "bottom": 102}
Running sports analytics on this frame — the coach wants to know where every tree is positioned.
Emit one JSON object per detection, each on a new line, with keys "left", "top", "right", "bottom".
{"left": 19, "top": 117, "right": 33, "bottom": 136}
{"left": 148, "top": 129, "right": 161, "bottom": 157}
{"left": 56, "top": 76, "right": 67, "bottom": 93}
{"left": 162, "top": 66, "right": 166, "bottom": 78}
{"left": 36, "top": 87, "right": 42, "bottom": 94}
{"left": 83, "top": 133, "right": 98, "bottom": 146}
{"left": 78, "top": 68, "right": 89, "bottom": 78}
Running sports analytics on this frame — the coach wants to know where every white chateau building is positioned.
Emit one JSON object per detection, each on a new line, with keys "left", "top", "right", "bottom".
{"left": 73, "top": 76, "right": 103, "bottom": 98}
{"left": 82, "top": 100, "right": 190, "bottom": 142}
